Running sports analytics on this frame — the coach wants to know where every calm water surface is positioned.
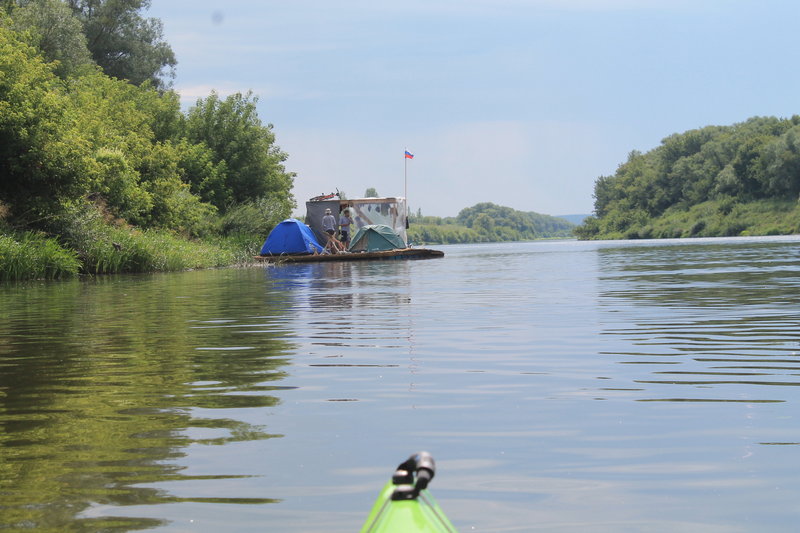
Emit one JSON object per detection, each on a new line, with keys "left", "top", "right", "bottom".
{"left": 1, "top": 237, "right": 799, "bottom": 532}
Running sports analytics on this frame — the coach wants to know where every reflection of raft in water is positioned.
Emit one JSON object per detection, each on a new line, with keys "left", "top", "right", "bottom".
{"left": 256, "top": 247, "right": 444, "bottom": 263}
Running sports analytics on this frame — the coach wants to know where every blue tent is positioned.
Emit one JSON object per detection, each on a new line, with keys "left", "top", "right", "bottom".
{"left": 260, "top": 219, "right": 324, "bottom": 255}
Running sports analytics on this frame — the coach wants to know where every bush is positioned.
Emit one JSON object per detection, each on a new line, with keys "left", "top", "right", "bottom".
{"left": 219, "top": 196, "right": 291, "bottom": 238}
{"left": 718, "top": 198, "right": 736, "bottom": 215}
{"left": 46, "top": 202, "right": 234, "bottom": 274}
{"left": 689, "top": 220, "right": 706, "bottom": 236}
{"left": 722, "top": 222, "right": 747, "bottom": 237}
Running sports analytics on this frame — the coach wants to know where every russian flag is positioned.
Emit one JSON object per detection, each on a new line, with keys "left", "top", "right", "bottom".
{"left": 404, "top": 150, "right": 414, "bottom": 159}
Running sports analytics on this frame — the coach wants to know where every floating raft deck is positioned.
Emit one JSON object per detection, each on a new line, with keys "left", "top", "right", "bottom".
{"left": 256, "top": 248, "right": 444, "bottom": 263}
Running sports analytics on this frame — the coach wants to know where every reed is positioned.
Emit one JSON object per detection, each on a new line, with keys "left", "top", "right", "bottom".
{"left": 0, "top": 232, "right": 81, "bottom": 281}
{"left": 3, "top": 202, "right": 259, "bottom": 280}
{"left": 209, "top": 233, "right": 263, "bottom": 265}
{"left": 80, "top": 226, "right": 236, "bottom": 274}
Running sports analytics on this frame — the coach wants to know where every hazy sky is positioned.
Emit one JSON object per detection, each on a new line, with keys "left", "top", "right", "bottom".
{"left": 149, "top": 0, "right": 800, "bottom": 217}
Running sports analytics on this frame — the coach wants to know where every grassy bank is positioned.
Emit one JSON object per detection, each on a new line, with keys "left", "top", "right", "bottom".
{"left": 577, "top": 199, "right": 800, "bottom": 240}
{"left": 0, "top": 195, "right": 281, "bottom": 282}
{"left": 0, "top": 232, "right": 81, "bottom": 281}
{"left": 0, "top": 225, "right": 259, "bottom": 282}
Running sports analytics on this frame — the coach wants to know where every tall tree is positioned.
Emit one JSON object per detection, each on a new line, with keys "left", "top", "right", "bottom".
{"left": 183, "top": 91, "right": 295, "bottom": 214}
{"left": 66, "top": 0, "right": 175, "bottom": 88}
{"left": 9, "top": 0, "right": 94, "bottom": 78}
{"left": 0, "top": 20, "right": 92, "bottom": 219}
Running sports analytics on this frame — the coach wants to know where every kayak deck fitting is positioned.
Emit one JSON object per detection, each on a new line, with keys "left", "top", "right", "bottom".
{"left": 360, "top": 452, "right": 457, "bottom": 533}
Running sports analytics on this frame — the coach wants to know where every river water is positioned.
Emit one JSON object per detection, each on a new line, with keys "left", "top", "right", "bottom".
{"left": 1, "top": 236, "right": 799, "bottom": 532}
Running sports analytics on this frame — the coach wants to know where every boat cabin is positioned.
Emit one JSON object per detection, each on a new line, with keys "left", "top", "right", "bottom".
{"left": 306, "top": 197, "right": 408, "bottom": 247}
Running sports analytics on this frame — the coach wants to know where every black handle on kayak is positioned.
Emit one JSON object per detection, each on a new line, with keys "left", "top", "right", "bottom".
{"left": 390, "top": 451, "right": 436, "bottom": 501}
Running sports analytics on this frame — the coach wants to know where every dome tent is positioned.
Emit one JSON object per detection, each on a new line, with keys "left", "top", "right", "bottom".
{"left": 348, "top": 224, "right": 406, "bottom": 252}
{"left": 260, "top": 219, "right": 324, "bottom": 255}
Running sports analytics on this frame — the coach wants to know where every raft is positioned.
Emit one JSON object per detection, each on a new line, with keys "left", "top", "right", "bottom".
{"left": 360, "top": 452, "right": 457, "bottom": 533}
{"left": 255, "top": 248, "right": 444, "bottom": 263}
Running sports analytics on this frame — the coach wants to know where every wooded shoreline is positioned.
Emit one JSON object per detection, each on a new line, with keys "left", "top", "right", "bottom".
{"left": 4, "top": 6, "right": 799, "bottom": 282}
{"left": 575, "top": 116, "right": 800, "bottom": 240}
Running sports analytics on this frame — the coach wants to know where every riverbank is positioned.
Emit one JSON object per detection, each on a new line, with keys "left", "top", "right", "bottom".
{"left": 576, "top": 198, "right": 800, "bottom": 240}
{"left": 0, "top": 227, "right": 258, "bottom": 282}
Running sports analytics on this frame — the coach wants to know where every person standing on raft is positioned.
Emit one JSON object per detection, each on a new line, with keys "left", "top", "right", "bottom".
{"left": 322, "top": 208, "right": 344, "bottom": 253}
{"left": 338, "top": 208, "right": 352, "bottom": 249}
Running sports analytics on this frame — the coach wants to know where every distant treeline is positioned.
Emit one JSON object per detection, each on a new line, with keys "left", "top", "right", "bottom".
{"left": 577, "top": 116, "right": 800, "bottom": 239}
{"left": 408, "top": 202, "right": 574, "bottom": 244}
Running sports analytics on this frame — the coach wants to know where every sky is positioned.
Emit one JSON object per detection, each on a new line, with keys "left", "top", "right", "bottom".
{"left": 148, "top": 0, "right": 800, "bottom": 218}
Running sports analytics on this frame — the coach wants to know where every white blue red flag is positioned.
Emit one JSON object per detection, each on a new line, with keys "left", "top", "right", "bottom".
{"left": 404, "top": 150, "right": 414, "bottom": 159}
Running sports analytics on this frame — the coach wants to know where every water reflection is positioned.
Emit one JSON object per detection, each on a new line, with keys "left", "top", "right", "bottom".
{"left": 0, "top": 270, "right": 295, "bottom": 530}
{"left": 265, "top": 261, "right": 414, "bottom": 352}
{"left": 4, "top": 239, "right": 800, "bottom": 532}
{"left": 597, "top": 238, "right": 800, "bottom": 403}
{"left": 266, "top": 261, "right": 413, "bottom": 310}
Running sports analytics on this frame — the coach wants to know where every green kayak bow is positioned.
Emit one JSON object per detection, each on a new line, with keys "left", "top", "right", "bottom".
{"left": 360, "top": 452, "right": 457, "bottom": 533}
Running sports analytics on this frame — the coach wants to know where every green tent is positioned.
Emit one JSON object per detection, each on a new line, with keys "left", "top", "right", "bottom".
{"left": 348, "top": 224, "right": 406, "bottom": 252}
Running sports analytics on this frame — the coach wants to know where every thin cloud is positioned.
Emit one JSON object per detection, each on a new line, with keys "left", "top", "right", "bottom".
{"left": 172, "top": 84, "right": 239, "bottom": 107}
{"left": 292, "top": 0, "right": 701, "bottom": 14}
{"left": 173, "top": 82, "right": 324, "bottom": 108}
{"left": 283, "top": 120, "right": 616, "bottom": 217}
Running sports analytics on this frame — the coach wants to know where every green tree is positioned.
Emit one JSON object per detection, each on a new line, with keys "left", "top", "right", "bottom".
{"left": 131, "top": 82, "right": 182, "bottom": 141}
{"left": 578, "top": 115, "right": 800, "bottom": 240}
{"left": 183, "top": 91, "right": 295, "bottom": 216}
{"left": 407, "top": 202, "right": 573, "bottom": 244}
{"left": 66, "top": 0, "right": 175, "bottom": 88}
{"left": 174, "top": 139, "right": 229, "bottom": 210}
{"left": 0, "top": 19, "right": 92, "bottom": 220}
{"left": 9, "top": 0, "right": 94, "bottom": 78}
{"left": 756, "top": 126, "right": 800, "bottom": 198}
{"left": 63, "top": 70, "right": 216, "bottom": 233}
{"left": 364, "top": 187, "right": 378, "bottom": 197}
{"left": 473, "top": 212, "right": 495, "bottom": 235}
{"left": 91, "top": 147, "right": 153, "bottom": 221}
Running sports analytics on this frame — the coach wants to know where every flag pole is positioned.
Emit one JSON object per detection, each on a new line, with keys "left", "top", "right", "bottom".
{"left": 404, "top": 147, "right": 408, "bottom": 204}
{"left": 403, "top": 149, "right": 413, "bottom": 229}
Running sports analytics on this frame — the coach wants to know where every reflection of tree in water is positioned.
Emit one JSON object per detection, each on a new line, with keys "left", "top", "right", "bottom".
{"left": 0, "top": 270, "right": 293, "bottom": 529}
{"left": 596, "top": 240, "right": 800, "bottom": 402}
